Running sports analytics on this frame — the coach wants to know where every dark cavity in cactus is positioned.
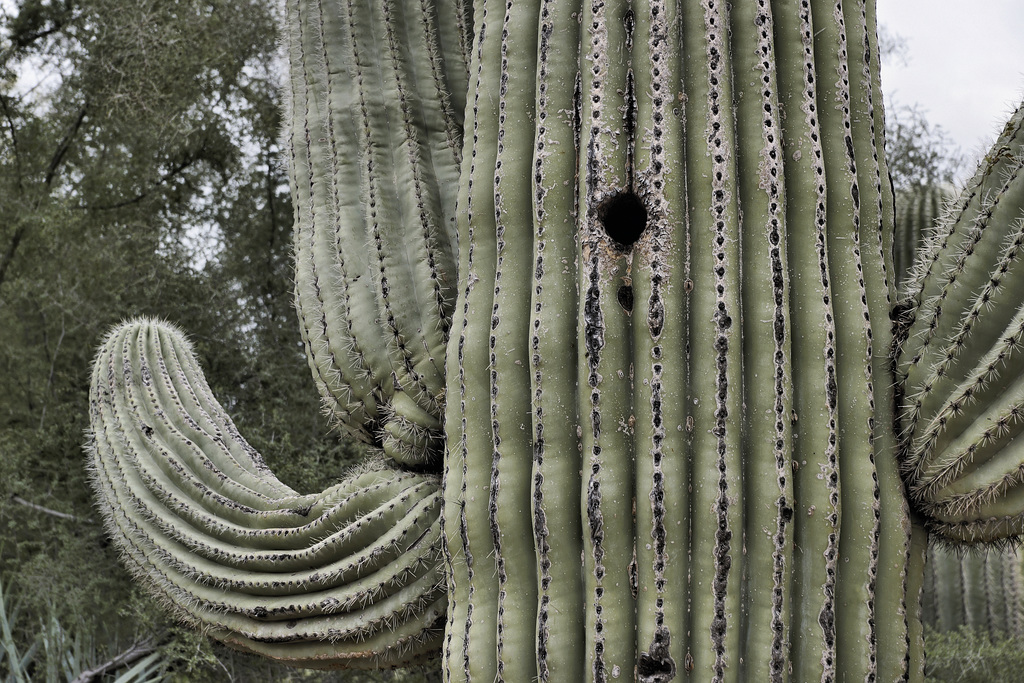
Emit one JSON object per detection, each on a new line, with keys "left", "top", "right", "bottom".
{"left": 85, "top": 0, "right": 1024, "bottom": 680}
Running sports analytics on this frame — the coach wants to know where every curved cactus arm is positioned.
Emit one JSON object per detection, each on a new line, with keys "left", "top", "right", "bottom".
{"left": 87, "top": 320, "right": 445, "bottom": 668}
{"left": 895, "top": 103, "right": 1024, "bottom": 544}
{"left": 286, "top": 0, "right": 466, "bottom": 463}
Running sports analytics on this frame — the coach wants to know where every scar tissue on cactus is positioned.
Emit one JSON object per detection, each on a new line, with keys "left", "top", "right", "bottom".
{"left": 86, "top": 0, "right": 1024, "bottom": 679}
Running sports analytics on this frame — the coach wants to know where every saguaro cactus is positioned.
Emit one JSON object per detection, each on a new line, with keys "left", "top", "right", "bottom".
{"left": 86, "top": 0, "right": 1024, "bottom": 680}
{"left": 894, "top": 184, "right": 953, "bottom": 289}
{"left": 920, "top": 544, "right": 1023, "bottom": 637}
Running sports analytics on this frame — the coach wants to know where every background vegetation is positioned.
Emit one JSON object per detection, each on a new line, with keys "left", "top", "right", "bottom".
{"left": 0, "top": 0, "right": 1004, "bottom": 680}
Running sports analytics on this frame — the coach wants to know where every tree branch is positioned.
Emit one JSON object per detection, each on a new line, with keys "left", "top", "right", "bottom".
{"left": 9, "top": 494, "right": 94, "bottom": 524}
{"left": 74, "top": 155, "right": 197, "bottom": 211}
{"left": 44, "top": 103, "right": 87, "bottom": 188}
{"left": 0, "top": 224, "right": 29, "bottom": 291}
{"left": 69, "top": 636, "right": 162, "bottom": 683}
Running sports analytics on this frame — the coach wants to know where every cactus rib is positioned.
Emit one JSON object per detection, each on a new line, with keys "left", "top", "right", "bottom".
{"left": 88, "top": 319, "right": 444, "bottom": 667}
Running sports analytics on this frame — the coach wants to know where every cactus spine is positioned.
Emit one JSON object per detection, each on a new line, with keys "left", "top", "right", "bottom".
{"left": 894, "top": 184, "right": 953, "bottom": 289}
{"left": 85, "top": 0, "right": 1024, "bottom": 679}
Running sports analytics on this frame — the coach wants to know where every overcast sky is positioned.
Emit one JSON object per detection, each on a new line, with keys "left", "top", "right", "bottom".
{"left": 877, "top": 0, "right": 1024, "bottom": 159}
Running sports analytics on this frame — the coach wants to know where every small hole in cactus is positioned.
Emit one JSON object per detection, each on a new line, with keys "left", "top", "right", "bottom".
{"left": 598, "top": 191, "right": 648, "bottom": 247}
{"left": 617, "top": 285, "right": 634, "bottom": 312}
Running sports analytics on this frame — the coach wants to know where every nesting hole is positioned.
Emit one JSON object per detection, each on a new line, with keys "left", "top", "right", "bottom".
{"left": 598, "top": 191, "right": 648, "bottom": 247}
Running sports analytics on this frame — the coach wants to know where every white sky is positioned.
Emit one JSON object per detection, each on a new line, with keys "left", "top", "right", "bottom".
{"left": 877, "top": 0, "right": 1024, "bottom": 158}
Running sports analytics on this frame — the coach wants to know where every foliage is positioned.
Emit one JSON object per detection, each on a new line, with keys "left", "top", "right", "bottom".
{"left": 924, "top": 627, "right": 1024, "bottom": 683}
{"left": 0, "top": 576, "right": 168, "bottom": 682}
{"left": 0, "top": 0, "right": 372, "bottom": 678}
{"left": 886, "top": 102, "right": 965, "bottom": 191}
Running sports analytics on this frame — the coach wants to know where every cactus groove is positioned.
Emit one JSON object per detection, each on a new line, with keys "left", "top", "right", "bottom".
{"left": 442, "top": 0, "right": 913, "bottom": 680}
{"left": 85, "top": 0, "right": 1024, "bottom": 680}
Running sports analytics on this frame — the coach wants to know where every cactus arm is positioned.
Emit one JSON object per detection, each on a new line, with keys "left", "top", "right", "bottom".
{"left": 290, "top": 0, "right": 390, "bottom": 442}
{"left": 88, "top": 320, "right": 444, "bottom": 668}
{"left": 289, "top": 0, "right": 465, "bottom": 460}
{"left": 529, "top": 0, "right": 586, "bottom": 679}
{"left": 895, "top": 104, "right": 1024, "bottom": 544}
{"left": 88, "top": 0, "right": 471, "bottom": 666}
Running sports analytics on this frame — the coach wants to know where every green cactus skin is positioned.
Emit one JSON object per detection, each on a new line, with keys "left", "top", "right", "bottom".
{"left": 288, "top": 0, "right": 467, "bottom": 461}
{"left": 895, "top": 104, "right": 1024, "bottom": 544}
{"left": 85, "top": 0, "right": 1024, "bottom": 679}
{"left": 921, "top": 544, "right": 1023, "bottom": 637}
{"left": 441, "top": 0, "right": 920, "bottom": 680}
{"left": 893, "top": 185, "right": 953, "bottom": 291}
{"left": 87, "top": 320, "right": 445, "bottom": 668}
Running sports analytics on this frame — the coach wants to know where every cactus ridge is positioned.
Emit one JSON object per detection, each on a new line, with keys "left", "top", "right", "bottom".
{"left": 287, "top": 0, "right": 466, "bottom": 457}
{"left": 439, "top": 0, "right": 916, "bottom": 680}
{"left": 895, "top": 104, "right": 1024, "bottom": 544}
{"left": 87, "top": 319, "right": 445, "bottom": 667}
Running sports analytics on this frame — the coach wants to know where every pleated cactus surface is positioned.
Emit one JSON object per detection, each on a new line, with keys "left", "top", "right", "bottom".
{"left": 85, "top": 0, "right": 1024, "bottom": 679}
{"left": 442, "top": 0, "right": 917, "bottom": 680}
{"left": 894, "top": 184, "right": 953, "bottom": 290}
{"left": 895, "top": 104, "right": 1024, "bottom": 544}
{"left": 921, "top": 544, "right": 1023, "bottom": 637}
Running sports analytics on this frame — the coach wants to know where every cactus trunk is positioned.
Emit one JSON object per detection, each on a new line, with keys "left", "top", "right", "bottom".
{"left": 921, "top": 544, "right": 1024, "bottom": 637}
{"left": 85, "top": 0, "right": 1024, "bottom": 679}
{"left": 442, "top": 0, "right": 916, "bottom": 680}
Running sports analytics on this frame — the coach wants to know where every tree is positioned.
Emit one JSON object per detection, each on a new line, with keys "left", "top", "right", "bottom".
{"left": 886, "top": 102, "right": 964, "bottom": 192}
{"left": 1, "top": 0, "right": 370, "bottom": 678}
{"left": 84, "top": 1, "right": 1024, "bottom": 682}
